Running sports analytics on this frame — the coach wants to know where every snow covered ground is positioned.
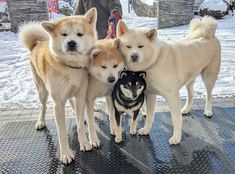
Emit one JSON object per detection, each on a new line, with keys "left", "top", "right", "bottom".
{"left": 140, "top": 0, "right": 154, "bottom": 5}
{"left": 200, "top": 0, "right": 227, "bottom": 11}
{"left": 0, "top": 0, "right": 235, "bottom": 108}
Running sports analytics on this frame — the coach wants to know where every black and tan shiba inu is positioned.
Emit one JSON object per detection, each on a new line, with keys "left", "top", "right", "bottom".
{"left": 112, "top": 70, "right": 146, "bottom": 143}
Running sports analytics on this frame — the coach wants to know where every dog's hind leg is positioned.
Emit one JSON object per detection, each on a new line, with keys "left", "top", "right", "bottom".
{"left": 138, "top": 93, "right": 156, "bottom": 135}
{"left": 68, "top": 98, "right": 75, "bottom": 116}
{"left": 35, "top": 84, "right": 48, "bottom": 129}
{"left": 201, "top": 58, "right": 220, "bottom": 117}
{"left": 31, "top": 63, "right": 48, "bottom": 130}
{"left": 181, "top": 79, "right": 195, "bottom": 115}
{"left": 53, "top": 100, "right": 74, "bottom": 164}
{"left": 140, "top": 100, "right": 147, "bottom": 117}
{"left": 130, "top": 110, "right": 139, "bottom": 135}
{"left": 106, "top": 96, "right": 116, "bottom": 135}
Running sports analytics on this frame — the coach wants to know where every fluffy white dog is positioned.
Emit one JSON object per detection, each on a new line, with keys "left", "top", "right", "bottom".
{"left": 117, "top": 16, "right": 221, "bottom": 145}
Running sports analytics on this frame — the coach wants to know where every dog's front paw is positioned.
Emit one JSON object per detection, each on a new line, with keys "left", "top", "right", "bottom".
{"left": 80, "top": 141, "right": 92, "bottom": 151}
{"left": 130, "top": 128, "right": 137, "bottom": 135}
{"left": 181, "top": 107, "right": 190, "bottom": 115}
{"left": 61, "top": 149, "right": 75, "bottom": 165}
{"left": 140, "top": 109, "right": 147, "bottom": 117}
{"left": 204, "top": 109, "right": 213, "bottom": 118}
{"left": 114, "top": 127, "right": 122, "bottom": 143}
{"left": 115, "top": 136, "right": 122, "bottom": 143}
{"left": 89, "top": 137, "right": 100, "bottom": 148}
{"left": 110, "top": 128, "right": 116, "bottom": 136}
{"left": 138, "top": 127, "right": 150, "bottom": 135}
{"left": 35, "top": 121, "right": 45, "bottom": 130}
{"left": 169, "top": 134, "right": 181, "bottom": 145}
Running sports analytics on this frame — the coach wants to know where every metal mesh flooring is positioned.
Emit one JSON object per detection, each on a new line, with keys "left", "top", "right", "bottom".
{"left": 0, "top": 106, "right": 235, "bottom": 174}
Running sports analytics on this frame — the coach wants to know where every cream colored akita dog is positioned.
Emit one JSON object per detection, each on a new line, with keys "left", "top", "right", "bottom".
{"left": 69, "top": 39, "right": 124, "bottom": 146}
{"left": 19, "top": 8, "right": 97, "bottom": 164}
{"left": 117, "top": 16, "right": 221, "bottom": 145}
{"left": 86, "top": 39, "right": 124, "bottom": 145}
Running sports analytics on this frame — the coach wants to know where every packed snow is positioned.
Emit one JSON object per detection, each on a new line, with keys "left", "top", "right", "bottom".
{"left": 140, "top": 0, "right": 154, "bottom": 5}
{"left": 0, "top": 2, "right": 7, "bottom": 13}
{"left": 0, "top": 0, "right": 235, "bottom": 108}
{"left": 199, "top": 0, "right": 227, "bottom": 11}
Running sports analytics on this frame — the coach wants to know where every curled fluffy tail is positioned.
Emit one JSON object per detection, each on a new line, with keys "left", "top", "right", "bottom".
{"left": 188, "top": 16, "right": 217, "bottom": 39}
{"left": 19, "top": 22, "right": 49, "bottom": 51}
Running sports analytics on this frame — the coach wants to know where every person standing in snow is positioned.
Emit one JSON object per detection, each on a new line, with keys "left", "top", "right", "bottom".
{"left": 74, "top": 0, "right": 123, "bottom": 39}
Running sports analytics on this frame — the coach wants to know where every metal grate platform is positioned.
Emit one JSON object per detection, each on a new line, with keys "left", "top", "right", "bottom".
{"left": 0, "top": 106, "right": 235, "bottom": 174}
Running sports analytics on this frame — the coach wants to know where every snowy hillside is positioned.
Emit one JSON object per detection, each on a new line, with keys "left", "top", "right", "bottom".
{"left": 0, "top": 1, "right": 235, "bottom": 107}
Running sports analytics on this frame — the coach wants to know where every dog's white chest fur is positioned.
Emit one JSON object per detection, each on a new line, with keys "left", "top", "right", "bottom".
{"left": 114, "top": 100, "right": 142, "bottom": 113}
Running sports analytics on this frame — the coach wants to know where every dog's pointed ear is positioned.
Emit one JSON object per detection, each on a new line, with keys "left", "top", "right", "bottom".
{"left": 139, "top": 71, "right": 146, "bottom": 79}
{"left": 85, "top": 8, "right": 97, "bottom": 26}
{"left": 117, "top": 20, "right": 128, "bottom": 37}
{"left": 120, "top": 71, "right": 127, "bottom": 79}
{"left": 41, "top": 21, "right": 56, "bottom": 33}
{"left": 88, "top": 47, "right": 101, "bottom": 59}
{"left": 112, "top": 38, "right": 120, "bottom": 48}
{"left": 146, "top": 28, "right": 157, "bottom": 41}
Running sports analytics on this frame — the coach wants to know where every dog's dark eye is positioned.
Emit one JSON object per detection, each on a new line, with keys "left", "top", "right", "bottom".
{"left": 62, "top": 33, "right": 67, "bottom": 36}
{"left": 138, "top": 45, "right": 144, "bottom": 48}
{"left": 77, "top": 33, "right": 84, "bottom": 37}
{"left": 137, "top": 84, "right": 141, "bottom": 89}
{"left": 101, "top": 65, "right": 107, "bottom": 69}
{"left": 113, "top": 64, "right": 118, "bottom": 68}
{"left": 126, "top": 45, "right": 131, "bottom": 49}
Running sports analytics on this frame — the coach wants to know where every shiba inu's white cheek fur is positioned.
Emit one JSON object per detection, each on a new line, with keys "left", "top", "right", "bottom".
{"left": 120, "top": 85, "right": 132, "bottom": 98}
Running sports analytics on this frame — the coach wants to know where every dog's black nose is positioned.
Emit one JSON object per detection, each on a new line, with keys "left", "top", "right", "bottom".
{"left": 133, "top": 93, "right": 137, "bottom": 98}
{"left": 108, "top": 76, "right": 115, "bottom": 83}
{"left": 67, "top": 40, "right": 77, "bottom": 51}
{"left": 131, "top": 54, "right": 138, "bottom": 62}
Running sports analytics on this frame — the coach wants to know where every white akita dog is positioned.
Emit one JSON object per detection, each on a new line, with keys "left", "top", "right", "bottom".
{"left": 116, "top": 16, "right": 221, "bottom": 145}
